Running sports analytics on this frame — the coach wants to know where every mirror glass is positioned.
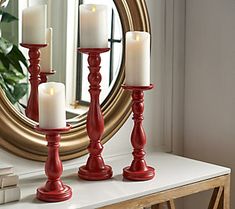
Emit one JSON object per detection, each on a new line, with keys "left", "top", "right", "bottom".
{"left": 0, "top": 0, "right": 123, "bottom": 127}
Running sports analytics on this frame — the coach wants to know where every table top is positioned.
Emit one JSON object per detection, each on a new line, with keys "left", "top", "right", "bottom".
{"left": 1, "top": 152, "right": 230, "bottom": 209}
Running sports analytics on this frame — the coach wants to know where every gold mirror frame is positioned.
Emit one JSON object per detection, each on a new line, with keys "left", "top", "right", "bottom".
{"left": 0, "top": 0, "right": 150, "bottom": 161}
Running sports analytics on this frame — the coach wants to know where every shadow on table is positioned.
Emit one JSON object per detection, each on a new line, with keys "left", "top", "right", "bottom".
{"left": 20, "top": 194, "right": 44, "bottom": 204}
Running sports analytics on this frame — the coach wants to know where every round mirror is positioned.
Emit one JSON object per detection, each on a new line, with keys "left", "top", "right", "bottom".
{"left": 0, "top": 0, "right": 150, "bottom": 161}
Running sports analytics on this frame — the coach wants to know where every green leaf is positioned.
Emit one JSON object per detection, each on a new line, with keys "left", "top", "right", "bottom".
{"left": 0, "top": 37, "right": 13, "bottom": 55}
{"left": 0, "top": 67, "right": 6, "bottom": 72}
{"left": 13, "top": 82, "right": 28, "bottom": 101}
{"left": 0, "top": 74, "right": 5, "bottom": 85}
{"left": 4, "top": 86, "right": 16, "bottom": 104}
{"left": 2, "top": 72, "right": 21, "bottom": 84}
{"left": 4, "top": 45, "right": 28, "bottom": 75}
{"left": 10, "top": 45, "right": 28, "bottom": 68}
{"left": 11, "top": 69, "right": 25, "bottom": 79}
{"left": 6, "top": 52, "right": 24, "bottom": 74}
{"left": 0, "top": 0, "right": 10, "bottom": 9}
{"left": 0, "top": 53, "right": 10, "bottom": 69}
{"left": 0, "top": 11, "right": 18, "bottom": 23}
{"left": 0, "top": 77, "right": 16, "bottom": 104}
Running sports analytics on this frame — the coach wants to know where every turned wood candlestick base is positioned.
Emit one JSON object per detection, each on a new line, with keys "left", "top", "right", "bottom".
{"left": 20, "top": 43, "right": 47, "bottom": 122}
{"left": 40, "top": 70, "right": 56, "bottom": 84}
{"left": 35, "top": 125, "right": 72, "bottom": 202}
{"left": 122, "top": 84, "right": 155, "bottom": 181}
{"left": 77, "top": 48, "right": 113, "bottom": 181}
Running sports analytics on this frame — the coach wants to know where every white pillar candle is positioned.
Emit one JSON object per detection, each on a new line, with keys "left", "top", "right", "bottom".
{"left": 22, "top": 5, "right": 47, "bottom": 44}
{"left": 39, "top": 82, "right": 66, "bottom": 129}
{"left": 125, "top": 31, "right": 151, "bottom": 86}
{"left": 80, "top": 4, "right": 108, "bottom": 48}
{"left": 40, "top": 28, "right": 53, "bottom": 72}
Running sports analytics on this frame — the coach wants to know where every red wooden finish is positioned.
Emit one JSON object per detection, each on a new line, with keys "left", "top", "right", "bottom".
{"left": 40, "top": 70, "right": 56, "bottom": 84}
{"left": 35, "top": 125, "right": 72, "bottom": 202}
{"left": 20, "top": 43, "right": 47, "bottom": 122}
{"left": 78, "top": 48, "right": 113, "bottom": 181}
{"left": 122, "top": 84, "right": 155, "bottom": 181}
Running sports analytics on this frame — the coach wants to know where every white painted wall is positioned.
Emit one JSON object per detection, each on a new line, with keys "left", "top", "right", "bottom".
{"left": 184, "top": 0, "right": 235, "bottom": 208}
{"left": 0, "top": 0, "right": 169, "bottom": 177}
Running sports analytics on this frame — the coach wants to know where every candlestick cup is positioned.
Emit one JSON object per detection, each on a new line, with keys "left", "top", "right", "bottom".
{"left": 122, "top": 84, "right": 155, "bottom": 181}
{"left": 77, "top": 48, "right": 113, "bottom": 181}
{"left": 40, "top": 70, "right": 56, "bottom": 84}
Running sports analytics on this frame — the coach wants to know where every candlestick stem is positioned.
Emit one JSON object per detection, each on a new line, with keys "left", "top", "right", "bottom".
{"left": 78, "top": 48, "right": 113, "bottom": 180}
{"left": 20, "top": 44, "right": 47, "bottom": 121}
{"left": 122, "top": 85, "right": 155, "bottom": 181}
{"left": 35, "top": 125, "right": 72, "bottom": 202}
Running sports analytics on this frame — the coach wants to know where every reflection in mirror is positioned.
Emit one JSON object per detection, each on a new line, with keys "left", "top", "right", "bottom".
{"left": 67, "top": 0, "right": 123, "bottom": 123}
{"left": 0, "top": 0, "right": 123, "bottom": 126}
{"left": 0, "top": 0, "right": 28, "bottom": 113}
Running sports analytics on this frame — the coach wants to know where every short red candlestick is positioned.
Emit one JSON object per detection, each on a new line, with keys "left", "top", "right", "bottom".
{"left": 122, "top": 84, "right": 155, "bottom": 181}
{"left": 78, "top": 48, "right": 113, "bottom": 180}
{"left": 35, "top": 125, "right": 72, "bottom": 202}
{"left": 40, "top": 70, "right": 56, "bottom": 84}
{"left": 20, "top": 44, "right": 47, "bottom": 122}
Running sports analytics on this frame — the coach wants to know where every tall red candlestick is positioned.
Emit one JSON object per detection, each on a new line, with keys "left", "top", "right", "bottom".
{"left": 40, "top": 70, "right": 56, "bottom": 84}
{"left": 122, "top": 85, "right": 155, "bottom": 181}
{"left": 35, "top": 125, "right": 72, "bottom": 202}
{"left": 78, "top": 48, "right": 113, "bottom": 181}
{"left": 20, "top": 44, "right": 47, "bottom": 122}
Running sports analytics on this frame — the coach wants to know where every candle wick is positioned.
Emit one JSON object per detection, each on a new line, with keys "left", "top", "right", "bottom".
{"left": 49, "top": 88, "right": 55, "bottom": 95}
{"left": 91, "top": 7, "right": 96, "bottom": 12}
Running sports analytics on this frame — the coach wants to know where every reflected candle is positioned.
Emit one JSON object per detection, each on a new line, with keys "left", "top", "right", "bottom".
{"left": 39, "top": 82, "right": 66, "bottom": 129}
{"left": 41, "top": 28, "right": 53, "bottom": 73}
{"left": 80, "top": 4, "right": 108, "bottom": 48}
{"left": 22, "top": 5, "right": 47, "bottom": 44}
{"left": 125, "top": 31, "right": 151, "bottom": 86}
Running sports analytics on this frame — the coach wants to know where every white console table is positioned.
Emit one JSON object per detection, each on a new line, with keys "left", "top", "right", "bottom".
{"left": 1, "top": 152, "right": 231, "bottom": 209}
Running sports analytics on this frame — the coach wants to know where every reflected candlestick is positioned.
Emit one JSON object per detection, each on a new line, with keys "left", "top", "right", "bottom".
{"left": 40, "top": 70, "right": 56, "bottom": 84}
{"left": 20, "top": 43, "right": 47, "bottom": 122}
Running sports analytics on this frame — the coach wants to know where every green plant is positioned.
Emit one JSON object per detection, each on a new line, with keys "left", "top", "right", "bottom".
{"left": 0, "top": 2, "right": 28, "bottom": 104}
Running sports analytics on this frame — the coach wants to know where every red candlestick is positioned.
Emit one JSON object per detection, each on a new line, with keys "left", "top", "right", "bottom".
{"left": 78, "top": 48, "right": 113, "bottom": 180}
{"left": 40, "top": 70, "right": 56, "bottom": 84}
{"left": 35, "top": 125, "right": 72, "bottom": 202}
{"left": 122, "top": 84, "right": 155, "bottom": 181}
{"left": 20, "top": 43, "right": 47, "bottom": 122}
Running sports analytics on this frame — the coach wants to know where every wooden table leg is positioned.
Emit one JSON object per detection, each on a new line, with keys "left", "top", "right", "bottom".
{"left": 223, "top": 175, "right": 230, "bottom": 209}
{"left": 151, "top": 204, "right": 160, "bottom": 209}
{"left": 208, "top": 187, "right": 224, "bottom": 209}
{"left": 167, "top": 200, "right": 176, "bottom": 209}
{"left": 208, "top": 175, "right": 230, "bottom": 209}
{"left": 151, "top": 200, "right": 176, "bottom": 209}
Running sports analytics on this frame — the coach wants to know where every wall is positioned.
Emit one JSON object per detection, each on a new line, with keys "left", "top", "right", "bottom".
{"left": 184, "top": 0, "right": 235, "bottom": 208}
{"left": 0, "top": 0, "right": 168, "bottom": 176}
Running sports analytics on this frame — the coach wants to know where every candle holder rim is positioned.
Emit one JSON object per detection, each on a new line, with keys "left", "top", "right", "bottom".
{"left": 20, "top": 43, "right": 48, "bottom": 48}
{"left": 121, "top": 84, "right": 154, "bottom": 91}
{"left": 35, "top": 124, "right": 71, "bottom": 134}
{"left": 78, "top": 48, "right": 110, "bottom": 54}
{"left": 40, "top": 70, "right": 56, "bottom": 75}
